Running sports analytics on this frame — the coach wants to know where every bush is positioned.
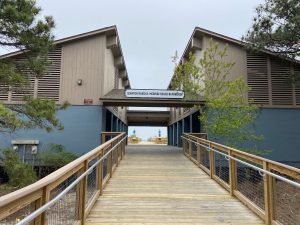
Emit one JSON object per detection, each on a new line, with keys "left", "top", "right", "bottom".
{"left": 1, "top": 149, "right": 37, "bottom": 188}
{"left": 40, "top": 144, "right": 77, "bottom": 168}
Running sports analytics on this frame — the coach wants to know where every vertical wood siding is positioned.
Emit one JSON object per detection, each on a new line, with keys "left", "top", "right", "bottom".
{"left": 60, "top": 35, "right": 105, "bottom": 105}
{"left": 103, "top": 48, "right": 116, "bottom": 96}
{"left": 203, "top": 36, "right": 247, "bottom": 82}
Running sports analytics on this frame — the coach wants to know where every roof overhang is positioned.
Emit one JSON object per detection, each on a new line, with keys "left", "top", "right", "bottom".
{"left": 0, "top": 25, "right": 131, "bottom": 89}
{"left": 168, "top": 26, "right": 300, "bottom": 89}
{"left": 127, "top": 110, "right": 170, "bottom": 126}
{"left": 0, "top": 26, "right": 117, "bottom": 59}
{"left": 100, "top": 89, "right": 204, "bottom": 107}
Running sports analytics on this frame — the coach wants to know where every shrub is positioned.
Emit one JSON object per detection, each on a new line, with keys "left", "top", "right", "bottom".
{"left": 40, "top": 144, "right": 77, "bottom": 168}
{"left": 1, "top": 149, "right": 37, "bottom": 188}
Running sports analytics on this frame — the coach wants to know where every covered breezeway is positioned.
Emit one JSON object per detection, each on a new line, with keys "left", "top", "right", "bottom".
{"left": 100, "top": 89, "right": 204, "bottom": 147}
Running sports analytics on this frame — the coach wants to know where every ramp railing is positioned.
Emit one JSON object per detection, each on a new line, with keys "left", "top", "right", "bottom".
{"left": 0, "top": 132, "right": 127, "bottom": 225}
{"left": 182, "top": 133, "right": 300, "bottom": 225}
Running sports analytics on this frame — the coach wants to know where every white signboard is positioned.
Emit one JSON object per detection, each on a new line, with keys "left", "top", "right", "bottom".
{"left": 125, "top": 89, "right": 184, "bottom": 99}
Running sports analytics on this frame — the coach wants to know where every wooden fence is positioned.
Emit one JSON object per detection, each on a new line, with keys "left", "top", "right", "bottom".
{"left": 182, "top": 133, "right": 300, "bottom": 225}
{"left": 0, "top": 132, "right": 127, "bottom": 225}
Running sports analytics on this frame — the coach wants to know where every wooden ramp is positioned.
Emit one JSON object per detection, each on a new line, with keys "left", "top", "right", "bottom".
{"left": 86, "top": 145, "right": 264, "bottom": 225}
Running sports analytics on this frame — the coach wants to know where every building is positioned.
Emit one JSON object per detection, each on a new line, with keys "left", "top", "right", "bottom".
{"left": 167, "top": 27, "right": 300, "bottom": 167}
{"left": 0, "top": 26, "right": 129, "bottom": 159}
{"left": 0, "top": 25, "right": 299, "bottom": 167}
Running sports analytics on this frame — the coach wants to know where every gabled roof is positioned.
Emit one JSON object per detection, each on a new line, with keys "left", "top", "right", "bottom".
{"left": 184, "top": 26, "right": 280, "bottom": 59}
{"left": 0, "top": 25, "right": 131, "bottom": 88}
{"left": 168, "top": 27, "right": 244, "bottom": 89}
{"left": 168, "top": 26, "right": 300, "bottom": 89}
{"left": 0, "top": 25, "right": 117, "bottom": 59}
{"left": 184, "top": 27, "right": 244, "bottom": 58}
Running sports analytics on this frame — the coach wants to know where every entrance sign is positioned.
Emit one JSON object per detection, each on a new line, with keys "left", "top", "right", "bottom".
{"left": 125, "top": 89, "right": 184, "bottom": 99}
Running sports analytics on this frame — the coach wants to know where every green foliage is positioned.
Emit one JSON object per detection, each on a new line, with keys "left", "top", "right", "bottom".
{"left": 0, "top": 99, "right": 69, "bottom": 133}
{"left": 40, "top": 144, "right": 78, "bottom": 168}
{"left": 0, "top": 0, "right": 69, "bottom": 133}
{"left": 172, "top": 39, "right": 264, "bottom": 153}
{"left": 0, "top": 0, "right": 55, "bottom": 81}
{"left": 1, "top": 148, "right": 37, "bottom": 188}
{"left": 243, "top": 0, "right": 300, "bottom": 60}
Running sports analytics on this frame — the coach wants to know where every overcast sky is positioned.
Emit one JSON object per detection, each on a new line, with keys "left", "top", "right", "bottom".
{"left": 36, "top": 0, "right": 263, "bottom": 139}
{"left": 37, "top": 0, "right": 263, "bottom": 89}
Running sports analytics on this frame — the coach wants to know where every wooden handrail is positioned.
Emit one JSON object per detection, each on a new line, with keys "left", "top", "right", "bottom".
{"left": 101, "top": 132, "right": 122, "bottom": 134}
{"left": 101, "top": 132, "right": 123, "bottom": 144}
{"left": 184, "top": 133, "right": 300, "bottom": 178}
{"left": 182, "top": 133, "right": 300, "bottom": 225}
{"left": 0, "top": 132, "right": 127, "bottom": 224}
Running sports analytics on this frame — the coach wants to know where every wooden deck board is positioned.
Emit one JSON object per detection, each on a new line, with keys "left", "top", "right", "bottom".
{"left": 86, "top": 145, "right": 264, "bottom": 225}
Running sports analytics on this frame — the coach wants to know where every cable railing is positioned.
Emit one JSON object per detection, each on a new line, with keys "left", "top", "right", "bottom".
{"left": 0, "top": 132, "right": 127, "bottom": 225}
{"left": 182, "top": 133, "right": 300, "bottom": 225}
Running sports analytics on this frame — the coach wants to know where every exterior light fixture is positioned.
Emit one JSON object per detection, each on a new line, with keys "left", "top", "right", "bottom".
{"left": 77, "top": 79, "right": 83, "bottom": 86}
{"left": 31, "top": 146, "right": 38, "bottom": 155}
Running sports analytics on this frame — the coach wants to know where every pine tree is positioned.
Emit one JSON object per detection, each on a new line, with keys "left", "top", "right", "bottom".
{"left": 0, "top": 0, "right": 68, "bottom": 133}
{"left": 243, "top": 0, "right": 300, "bottom": 60}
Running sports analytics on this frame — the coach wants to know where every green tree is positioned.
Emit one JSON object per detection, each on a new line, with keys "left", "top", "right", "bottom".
{"left": 172, "top": 39, "right": 263, "bottom": 153}
{"left": 0, "top": 0, "right": 68, "bottom": 133}
{"left": 1, "top": 148, "right": 37, "bottom": 188}
{"left": 243, "top": 0, "right": 300, "bottom": 60}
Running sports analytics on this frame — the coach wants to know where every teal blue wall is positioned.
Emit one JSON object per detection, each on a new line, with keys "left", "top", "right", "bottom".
{"left": 168, "top": 108, "right": 300, "bottom": 167}
{"left": 253, "top": 108, "right": 300, "bottom": 167}
{"left": 0, "top": 106, "right": 105, "bottom": 155}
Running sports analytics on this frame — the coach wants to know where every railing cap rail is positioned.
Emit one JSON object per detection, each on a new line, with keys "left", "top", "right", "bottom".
{"left": 0, "top": 132, "right": 126, "bottom": 207}
{"left": 184, "top": 133, "right": 300, "bottom": 175}
{"left": 101, "top": 132, "right": 123, "bottom": 135}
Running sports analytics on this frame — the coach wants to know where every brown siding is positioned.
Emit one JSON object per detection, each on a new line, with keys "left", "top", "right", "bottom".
{"left": 0, "top": 85, "right": 8, "bottom": 101}
{"left": 247, "top": 53, "right": 269, "bottom": 105}
{"left": 60, "top": 35, "right": 105, "bottom": 105}
{"left": 103, "top": 48, "right": 116, "bottom": 96}
{"left": 246, "top": 52, "right": 300, "bottom": 107}
{"left": 0, "top": 47, "right": 63, "bottom": 103}
{"left": 295, "top": 65, "right": 300, "bottom": 105}
{"left": 270, "top": 58, "right": 293, "bottom": 105}
{"left": 203, "top": 36, "right": 247, "bottom": 82}
{"left": 37, "top": 47, "right": 62, "bottom": 101}
{"left": 11, "top": 73, "right": 35, "bottom": 101}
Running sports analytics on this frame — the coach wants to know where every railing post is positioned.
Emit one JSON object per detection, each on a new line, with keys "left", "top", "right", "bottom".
{"left": 229, "top": 150, "right": 236, "bottom": 196}
{"left": 40, "top": 187, "right": 50, "bottom": 225}
{"left": 116, "top": 139, "right": 119, "bottom": 167}
{"left": 188, "top": 140, "right": 192, "bottom": 159}
{"left": 79, "top": 161, "right": 88, "bottom": 225}
{"left": 98, "top": 150, "right": 103, "bottom": 196}
{"left": 109, "top": 143, "right": 113, "bottom": 178}
{"left": 101, "top": 133, "right": 106, "bottom": 144}
{"left": 34, "top": 198, "right": 42, "bottom": 225}
{"left": 197, "top": 140, "right": 200, "bottom": 167}
{"left": 263, "top": 161, "right": 274, "bottom": 225}
{"left": 209, "top": 143, "right": 215, "bottom": 178}
{"left": 123, "top": 136, "right": 126, "bottom": 156}
{"left": 120, "top": 137, "right": 123, "bottom": 160}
